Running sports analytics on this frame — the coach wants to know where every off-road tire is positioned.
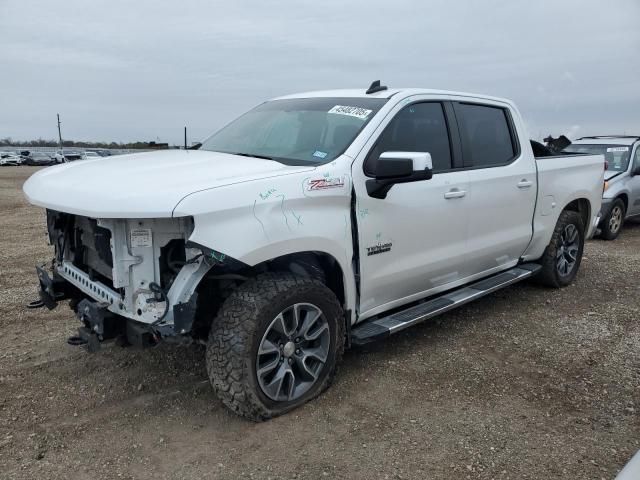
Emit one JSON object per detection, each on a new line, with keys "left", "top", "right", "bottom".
{"left": 600, "top": 198, "right": 625, "bottom": 240}
{"left": 206, "top": 272, "right": 345, "bottom": 421}
{"left": 536, "top": 210, "right": 585, "bottom": 288}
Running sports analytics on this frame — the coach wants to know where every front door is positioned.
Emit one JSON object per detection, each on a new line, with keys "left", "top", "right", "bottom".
{"left": 352, "top": 100, "right": 470, "bottom": 320}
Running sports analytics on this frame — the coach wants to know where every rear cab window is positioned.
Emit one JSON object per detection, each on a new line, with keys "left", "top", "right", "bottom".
{"left": 453, "top": 103, "right": 519, "bottom": 168}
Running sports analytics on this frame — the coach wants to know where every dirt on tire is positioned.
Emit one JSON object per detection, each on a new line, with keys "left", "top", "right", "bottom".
{"left": 1, "top": 167, "right": 639, "bottom": 479}
{"left": 536, "top": 209, "right": 584, "bottom": 288}
{"left": 206, "top": 272, "right": 344, "bottom": 421}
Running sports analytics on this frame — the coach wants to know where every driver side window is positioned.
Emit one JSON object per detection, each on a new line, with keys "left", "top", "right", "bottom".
{"left": 365, "top": 102, "right": 453, "bottom": 175}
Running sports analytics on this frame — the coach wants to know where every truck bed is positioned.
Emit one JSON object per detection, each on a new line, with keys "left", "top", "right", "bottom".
{"left": 522, "top": 153, "right": 604, "bottom": 261}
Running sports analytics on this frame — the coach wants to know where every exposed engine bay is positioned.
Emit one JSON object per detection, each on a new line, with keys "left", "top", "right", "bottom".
{"left": 36, "top": 209, "right": 335, "bottom": 352}
{"left": 40, "top": 210, "right": 218, "bottom": 349}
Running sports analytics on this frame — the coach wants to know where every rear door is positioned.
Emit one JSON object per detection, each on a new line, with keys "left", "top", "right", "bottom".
{"left": 451, "top": 101, "right": 536, "bottom": 276}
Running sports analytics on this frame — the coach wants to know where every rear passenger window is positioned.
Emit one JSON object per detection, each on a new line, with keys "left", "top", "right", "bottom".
{"left": 454, "top": 103, "right": 517, "bottom": 167}
{"left": 365, "top": 102, "right": 452, "bottom": 174}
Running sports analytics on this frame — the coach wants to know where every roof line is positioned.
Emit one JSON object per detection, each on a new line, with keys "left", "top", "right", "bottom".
{"left": 577, "top": 135, "right": 640, "bottom": 140}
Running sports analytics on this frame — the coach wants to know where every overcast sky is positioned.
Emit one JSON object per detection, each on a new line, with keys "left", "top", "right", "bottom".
{"left": 1, "top": 0, "right": 639, "bottom": 144}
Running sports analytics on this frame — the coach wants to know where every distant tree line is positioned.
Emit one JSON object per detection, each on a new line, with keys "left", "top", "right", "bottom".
{"left": 0, "top": 137, "right": 171, "bottom": 149}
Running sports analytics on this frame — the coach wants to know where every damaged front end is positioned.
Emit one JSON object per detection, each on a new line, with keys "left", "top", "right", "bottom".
{"left": 34, "top": 210, "right": 220, "bottom": 351}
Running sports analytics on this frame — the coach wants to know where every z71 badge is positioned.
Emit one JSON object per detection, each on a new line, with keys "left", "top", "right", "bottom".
{"left": 305, "top": 176, "right": 346, "bottom": 191}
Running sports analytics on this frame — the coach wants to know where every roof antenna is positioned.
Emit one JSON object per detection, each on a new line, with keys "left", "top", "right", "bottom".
{"left": 366, "top": 80, "right": 388, "bottom": 94}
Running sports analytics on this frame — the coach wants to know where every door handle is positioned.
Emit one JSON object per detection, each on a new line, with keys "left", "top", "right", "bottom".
{"left": 517, "top": 179, "right": 533, "bottom": 189}
{"left": 444, "top": 189, "right": 466, "bottom": 199}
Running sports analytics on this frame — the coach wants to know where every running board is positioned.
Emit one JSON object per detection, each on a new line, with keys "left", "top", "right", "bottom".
{"left": 351, "top": 263, "right": 541, "bottom": 345}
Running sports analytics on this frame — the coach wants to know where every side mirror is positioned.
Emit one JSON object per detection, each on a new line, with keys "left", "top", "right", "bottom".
{"left": 367, "top": 151, "right": 433, "bottom": 199}
{"left": 632, "top": 164, "right": 640, "bottom": 176}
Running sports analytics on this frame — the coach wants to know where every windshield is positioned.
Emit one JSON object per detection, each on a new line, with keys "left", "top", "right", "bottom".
{"left": 563, "top": 144, "right": 631, "bottom": 172}
{"left": 199, "top": 97, "right": 387, "bottom": 166}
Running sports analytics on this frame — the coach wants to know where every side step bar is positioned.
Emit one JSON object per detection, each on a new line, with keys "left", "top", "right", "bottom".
{"left": 351, "top": 263, "right": 541, "bottom": 345}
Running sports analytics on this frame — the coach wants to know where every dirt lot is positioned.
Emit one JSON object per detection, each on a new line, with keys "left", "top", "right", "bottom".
{"left": 0, "top": 166, "right": 638, "bottom": 479}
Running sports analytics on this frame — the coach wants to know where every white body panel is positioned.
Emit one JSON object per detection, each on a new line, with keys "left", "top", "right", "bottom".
{"left": 23, "top": 88, "right": 604, "bottom": 328}
{"left": 353, "top": 168, "right": 471, "bottom": 318}
{"left": 522, "top": 154, "right": 604, "bottom": 261}
{"left": 23, "top": 150, "right": 313, "bottom": 218}
{"left": 616, "top": 450, "right": 640, "bottom": 480}
{"left": 449, "top": 95, "right": 537, "bottom": 277}
{"left": 172, "top": 157, "right": 358, "bottom": 315}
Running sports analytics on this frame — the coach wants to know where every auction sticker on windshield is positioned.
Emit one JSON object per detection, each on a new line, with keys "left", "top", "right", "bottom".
{"left": 607, "top": 147, "right": 629, "bottom": 152}
{"left": 328, "top": 105, "right": 372, "bottom": 120}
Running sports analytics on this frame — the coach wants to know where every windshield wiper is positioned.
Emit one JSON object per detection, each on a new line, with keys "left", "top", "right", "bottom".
{"left": 232, "top": 152, "right": 274, "bottom": 160}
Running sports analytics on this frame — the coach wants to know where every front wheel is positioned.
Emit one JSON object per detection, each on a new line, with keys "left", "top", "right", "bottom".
{"left": 536, "top": 210, "right": 585, "bottom": 288}
{"left": 206, "top": 272, "right": 345, "bottom": 421}
{"left": 600, "top": 199, "right": 625, "bottom": 240}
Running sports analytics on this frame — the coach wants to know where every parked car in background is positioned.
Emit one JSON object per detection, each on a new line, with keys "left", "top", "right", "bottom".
{"left": 52, "top": 151, "right": 66, "bottom": 164}
{"left": 60, "top": 150, "right": 83, "bottom": 162}
{"left": 91, "top": 149, "right": 112, "bottom": 157}
{"left": 0, "top": 151, "right": 22, "bottom": 166}
{"left": 22, "top": 152, "right": 55, "bottom": 166}
{"left": 563, "top": 135, "right": 640, "bottom": 239}
{"left": 81, "top": 151, "right": 101, "bottom": 160}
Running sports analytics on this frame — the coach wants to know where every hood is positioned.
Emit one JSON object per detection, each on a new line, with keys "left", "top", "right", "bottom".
{"left": 23, "top": 150, "right": 314, "bottom": 218}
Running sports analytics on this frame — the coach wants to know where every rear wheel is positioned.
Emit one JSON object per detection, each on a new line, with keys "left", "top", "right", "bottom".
{"left": 537, "top": 210, "right": 585, "bottom": 288}
{"left": 206, "top": 272, "right": 344, "bottom": 421}
{"left": 600, "top": 199, "right": 625, "bottom": 240}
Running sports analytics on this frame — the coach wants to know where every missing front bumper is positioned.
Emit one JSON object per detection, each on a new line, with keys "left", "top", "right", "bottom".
{"left": 35, "top": 265, "right": 67, "bottom": 310}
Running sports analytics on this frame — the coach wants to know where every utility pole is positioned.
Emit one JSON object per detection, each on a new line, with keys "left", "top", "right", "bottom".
{"left": 184, "top": 126, "right": 187, "bottom": 150}
{"left": 57, "top": 114, "right": 63, "bottom": 152}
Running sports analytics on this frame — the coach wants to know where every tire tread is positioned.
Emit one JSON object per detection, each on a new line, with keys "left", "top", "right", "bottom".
{"left": 205, "top": 272, "right": 344, "bottom": 421}
{"left": 600, "top": 198, "right": 625, "bottom": 241}
{"left": 536, "top": 210, "right": 584, "bottom": 288}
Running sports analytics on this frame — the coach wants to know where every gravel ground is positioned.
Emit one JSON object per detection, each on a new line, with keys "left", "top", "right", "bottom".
{"left": 0, "top": 166, "right": 638, "bottom": 479}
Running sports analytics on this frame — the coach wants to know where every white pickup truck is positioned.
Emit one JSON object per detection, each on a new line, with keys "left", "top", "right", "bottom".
{"left": 24, "top": 82, "right": 604, "bottom": 420}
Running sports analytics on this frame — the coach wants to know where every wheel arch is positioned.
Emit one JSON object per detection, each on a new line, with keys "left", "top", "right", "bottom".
{"left": 523, "top": 195, "right": 595, "bottom": 262}
{"left": 563, "top": 197, "right": 591, "bottom": 230}
{"left": 190, "top": 249, "right": 353, "bottom": 340}
{"left": 253, "top": 251, "right": 347, "bottom": 307}
{"left": 616, "top": 192, "right": 629, "bottom": 211}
